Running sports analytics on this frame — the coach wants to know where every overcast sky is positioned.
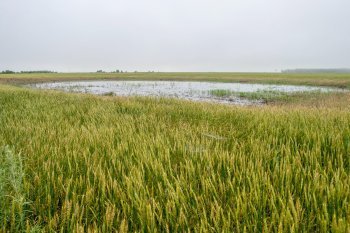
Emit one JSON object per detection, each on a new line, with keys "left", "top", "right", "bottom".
{"left": 0, "top": 0, "right": 349, "bottom": 72}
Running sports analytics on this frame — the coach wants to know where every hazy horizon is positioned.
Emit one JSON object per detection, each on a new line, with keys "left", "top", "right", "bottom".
{"left": 1, "top": 0, "right": 350, "bottom": 72}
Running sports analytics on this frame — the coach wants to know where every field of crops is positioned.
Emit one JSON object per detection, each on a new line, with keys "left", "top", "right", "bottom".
{"left": 1, "top": 74, "right": 350, "bottom": 232}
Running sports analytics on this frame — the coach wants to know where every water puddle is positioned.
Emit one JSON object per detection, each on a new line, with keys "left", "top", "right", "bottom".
{"left": 30, "top": 81, "right": 339, "bottom": 105}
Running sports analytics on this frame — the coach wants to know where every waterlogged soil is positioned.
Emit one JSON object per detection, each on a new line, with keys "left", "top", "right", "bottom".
{"left": 30, "top": 81, "right": 338, "bottom": 105}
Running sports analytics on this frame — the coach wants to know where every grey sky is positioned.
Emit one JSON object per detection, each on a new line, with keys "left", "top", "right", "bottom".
{"left": 0, "top": 0, "right": 349, "bottom": 72}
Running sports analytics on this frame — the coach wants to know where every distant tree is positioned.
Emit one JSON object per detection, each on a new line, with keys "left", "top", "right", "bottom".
{"left": 96, "top": 70, "right": 104, "bottom": 73}
{"left": 1, "top": 70, "right": 15, "bottom": 74}
{"left": 20, "top": 70, "right": 57, "bottom": 74}
{"left": 116, "top": 69, "right": 120, "bottom": 73}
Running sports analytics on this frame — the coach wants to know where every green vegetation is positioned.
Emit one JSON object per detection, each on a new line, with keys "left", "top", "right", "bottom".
{"left": 1, "top": 70, "right": 15, "bottom": 74}
{"left": 0, "top": 146, "right": 34, "bottom": 232}
{"left": 2, "top": 72, "right": 350, "bottom": 89}
{"left": 237, "top": 90, "right": 288, "bottom": 100}
{"left": 1, "top": 83, "right": 350, "bottom": 231}
{"left": 208, "top": 89, "right": 291, "bottom": 102}
{"left": 208, "top": 89, "right": 335, "bottom": 105}
{"left": 208, "top": 89, "right": 235, "bottom": 97}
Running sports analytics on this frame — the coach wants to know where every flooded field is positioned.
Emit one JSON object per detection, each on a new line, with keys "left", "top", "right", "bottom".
{"left": 31, "top": 81, "right": 338, "bottom": 105}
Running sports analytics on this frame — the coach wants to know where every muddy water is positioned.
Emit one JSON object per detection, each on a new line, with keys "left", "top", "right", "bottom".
{"left": 31, "top": 81, "right": 337, "bottom": 105}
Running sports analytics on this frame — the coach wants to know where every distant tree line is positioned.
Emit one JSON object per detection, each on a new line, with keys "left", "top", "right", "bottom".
{"left": 20, "top": 70, "right": 57, "bottom": 74}
{"left": 1, "top": 70, "right": 57, "bottom": 74}
{"left": 1, "top": 70, "right": 15, "bottom": 74}
{"left": 97, "top": 69, "right": 128, "bottom": 73}
{"left": 96, "top": 69, "right": 157, "bottom": 73}
{"left": 282, "top": 69, "right": 350, "bottom": 74}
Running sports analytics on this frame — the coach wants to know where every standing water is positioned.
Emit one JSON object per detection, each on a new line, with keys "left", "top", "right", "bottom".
{"left": 30, "top": 81, "right": 339, "bottom": 105}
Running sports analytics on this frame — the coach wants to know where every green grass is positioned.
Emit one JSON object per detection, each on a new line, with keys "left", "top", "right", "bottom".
{"left": 2, "top": 72, "right": 350, "bottom": 89}
{"left": 208, "top": 89, "right": 291, "bottom": 102}
{"left": 237, "top": 90, "right": 290, "bottom": 101}
{"left": 0, "top": 84, "right": 350, "bottom": 232}
{"left": 207, "top": 89, "right": 336, "bottom": 105}
{"left": 208, "top": 89, "right": 235, "bottom": 97}
{"left": 0, "top": 146, "right": 33, "bottom": 232}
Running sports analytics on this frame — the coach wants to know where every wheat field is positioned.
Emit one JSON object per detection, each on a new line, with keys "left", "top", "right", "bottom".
{"left": 0, "top": 80, "right": 350, "bottom": 232}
